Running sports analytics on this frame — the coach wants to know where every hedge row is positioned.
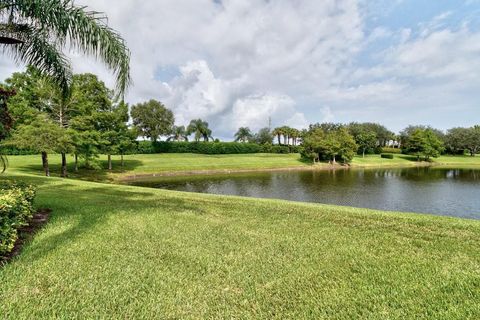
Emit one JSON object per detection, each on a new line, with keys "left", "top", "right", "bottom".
{"left": 381, "top": 147, "right": 402, "bottom": 154}
{"left": 137, "top": 141, "right": 301, "bottom": 155}
{"left": 0, "top": 181, "right": 36, "bottom": 257}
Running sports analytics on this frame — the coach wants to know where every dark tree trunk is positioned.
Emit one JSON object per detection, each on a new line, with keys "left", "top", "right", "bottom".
{"left": 277, "top": 135, "right": 281, "bottom": 145}
{"left": 41, "top": 152, "right": 50, "bottom": 177}
{"left": 121, "top": 154, "right": 124, "bottom": 167}
{"left": 61, "top": 152, "right": 67, "bottom": 177}
{"left": 108, "top": 154, "right": 112, "bottom": 170}
{"left": 74, "top": 154, "right": 79, "bottom": 172}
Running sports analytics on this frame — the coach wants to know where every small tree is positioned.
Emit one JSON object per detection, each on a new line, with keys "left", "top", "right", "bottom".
{"left": 167, "top": 125, "right": 189, "bottom": 142}
{"left": 234, "top": 127, "right": 253, "bottom": 143}
{"left": 355, "top": 130, "right": 377, "bottom": 157}
{"left": 252, "top": 127, "right": 273, "bottom": 145}
{"left": 4, "top": 115, "right": 70, "bottom": 176}
{"left": 131, "top": 100, "right": 174, "bottom": 142}
{"left": 404, "top": 129, "right": 444, "bottom": 161}
{"left": 187, "top": 119, "right": 213, "bottom": 142}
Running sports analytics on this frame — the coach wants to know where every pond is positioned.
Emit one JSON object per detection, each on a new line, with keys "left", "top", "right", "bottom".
{"left": 128, "top": 167, "right": 480, "bottom": 219}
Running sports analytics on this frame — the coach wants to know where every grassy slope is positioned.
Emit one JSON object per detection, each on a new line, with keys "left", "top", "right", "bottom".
{"left": 1, "top": 171, "right": 480, "bottom": 318}
{"left": 8, "top": 153, "right": 480, "bottom": 181}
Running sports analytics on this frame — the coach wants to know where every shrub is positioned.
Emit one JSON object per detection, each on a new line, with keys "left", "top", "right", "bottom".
{"left": 381, "top": 147, "right": 402, "bottom": 154}
{"left": 381, "top": 153, "right": 394, "bottom": 159}
{"left": 134, "top": 141, "right": 299, "bottom": 155}
{"left": 0, "top": 181, "right": 36, "bottom": 257}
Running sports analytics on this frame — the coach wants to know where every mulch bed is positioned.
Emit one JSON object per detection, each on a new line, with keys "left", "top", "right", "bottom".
{"left": 0, "top": 208, "right": 51, "bottom": 266}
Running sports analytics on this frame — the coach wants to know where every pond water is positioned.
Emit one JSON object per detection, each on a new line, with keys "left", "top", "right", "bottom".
{"left": 128, "top": 167, "right": 480, "bottom": 219}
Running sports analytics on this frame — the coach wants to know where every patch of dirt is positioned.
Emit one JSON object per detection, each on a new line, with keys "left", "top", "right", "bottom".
{"left": 0, "top": 208, "right": 51, "bottom": 266}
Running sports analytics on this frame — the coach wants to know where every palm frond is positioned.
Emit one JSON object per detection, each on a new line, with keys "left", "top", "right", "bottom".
{"left": 9, "top": 0, "right": 131, "bottom": 95}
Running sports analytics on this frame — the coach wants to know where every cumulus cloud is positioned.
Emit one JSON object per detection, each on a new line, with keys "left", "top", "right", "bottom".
{"left": 2, "top": 0, "right": 480, "bottom": 136}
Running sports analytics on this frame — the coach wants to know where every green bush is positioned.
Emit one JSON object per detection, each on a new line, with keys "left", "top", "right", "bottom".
{"left": 134, "top": 141, "right": 299, "bottom": 155}
{"left": 381, "top": 153, "right": 394, "bottom": 159}
{"left": 0, "top": 181, "right": 36, "bottom": 257}
{"left": 382, "top": 147, "right": 402, "bottom": 154}
{"left": 0, "top": 146, "right": 36, "bottom": 155}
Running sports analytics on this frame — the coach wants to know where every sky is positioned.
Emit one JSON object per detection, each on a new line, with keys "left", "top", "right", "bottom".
{"left": 1, "top": 0, "right": 480, "bottom": 140}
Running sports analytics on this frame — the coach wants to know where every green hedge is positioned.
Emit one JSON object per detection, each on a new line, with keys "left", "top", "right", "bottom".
{"left": 381, "top": 153, "right": 394, "bottom": 159}
{"left": 0, "top": 181, "right": 36, "bottom": 257}
{"left": 381, "top": 147, "right": 402, "bottom": 154}
{"left": 136, "top": 141, "right": 299, "bottom": 155}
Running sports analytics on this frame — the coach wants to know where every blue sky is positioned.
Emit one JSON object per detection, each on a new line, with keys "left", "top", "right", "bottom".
{"left": 1, "top": 0, "right": 479, "bottom": 139}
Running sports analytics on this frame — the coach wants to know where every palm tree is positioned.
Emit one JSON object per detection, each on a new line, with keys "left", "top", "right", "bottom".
{"left": 187, "top": 119, "right": 213, "bottom": 142}
{"left": 272, "top": 127, "right": 284, "bottom": 145}
{"left": 167, "top": 125, "right": 189, "bottom": 142}
{"left": 234, "top": 127, "right": 252, "bottom": 143}
{"left": 0, "top": 0, "right": 131, "bottom": 95}
{"left": 281, "top": 126, "right": 292, "bottom": 145}
{"left": 290, "top": 128, "right": 300, "bottom": 146}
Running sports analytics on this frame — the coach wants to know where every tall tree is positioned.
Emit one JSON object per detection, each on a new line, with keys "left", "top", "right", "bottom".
{"left": 0, "top": 0, "right": 130, "bottom": 95}
{"left": 131, "top": 100, "right": 174, "bottom": 142}
{"left": 446, "top": 126, "right": 480, "bottom": 156}
{"left": 272, "top": 127, "right": 284, "bottom": 145}
{"left": 355, "top": 130, "right": 377, "bottom": 158}
{"left": 301, "top": 127, "right": 357, "bottom": 164}
{"left": 403, "top": 129, "right": 444, "bottom": 161}
{"left": 252, "top": 127, "right": 273, "bottom": 145}
{"left": 234, "top": 127, "right": 252, "bottom": 143}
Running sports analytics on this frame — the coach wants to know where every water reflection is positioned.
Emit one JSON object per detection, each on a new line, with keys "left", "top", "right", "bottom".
{"left": 129, "top": 168, "right": 480, "bottom": 219}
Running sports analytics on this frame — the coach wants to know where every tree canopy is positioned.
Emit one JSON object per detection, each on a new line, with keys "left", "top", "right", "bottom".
{"left": 131, "top": 100, "right": 174, "bottom": 142}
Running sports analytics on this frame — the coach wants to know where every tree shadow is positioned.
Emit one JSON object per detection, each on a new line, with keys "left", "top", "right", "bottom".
{"left": 16, "top": 181, "right": 206, "bottom": 264}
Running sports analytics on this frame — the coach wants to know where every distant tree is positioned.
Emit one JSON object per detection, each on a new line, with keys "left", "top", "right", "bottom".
{"left": 187, "top": 119, "right": 213, "bottom": 142}
{"left": 0, "top": 0, "right": 130, "bottom": 95}
{"left": 4, "top": 115, "right": 70, "bottom": 176}
{"left": 131, "top": 100, "right": 174, "bottom": 142}
{"left": 272, "top": 127, "right": 284, "bottom": 145}
{"left": 289, "top": 128, "right": 301, "bottom": 146}
{"left": 400, "top": 125, "right": 444, "bottom": 148}
{"left": 253, "top": 127, "right": 273, "bottom": 145}
{"left": 404, "top": 129, "right": 444, "bottom": 161}
{"left": 348, "top": 122, "right": 394, "bottom": 148}
{"left": 0, "top": 87, "right": 14, "bottom": 172}
{"left": 301, "top": 127, "right": 357, "bottom": 164}
{"left": 355, "top": 130, "right": 377, "bottom": 157}
{"left": 234, "top": 127, "right": 253, "bottom": 143}
{"left": 445, "top": 126, "right": 480, "bottom": 156}
{"left": 167, "top": 125, "right": 189, "bottom": 142}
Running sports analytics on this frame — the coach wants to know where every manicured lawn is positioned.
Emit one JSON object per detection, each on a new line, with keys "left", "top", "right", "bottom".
{"left": 1, "top": 160, "right": 480, "bottom": 318}
{"left": 6, "top": 153, "right": 480, "bottom": 182}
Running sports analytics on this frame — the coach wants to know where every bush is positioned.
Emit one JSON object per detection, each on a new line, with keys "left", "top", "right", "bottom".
{"left": 0, "top": 181, "right": 36, "bottom": 257}
{"left": 381, "top": 147, "right": 402, "bottom": 154}
{"left": 381, "top": 153, "right": 394, "bottom": 159}
{"left": 0, "top": 146, "right": 36, "bottom": 155}
{"left": 134, "top": 141, "right": 300, "bottom": 155}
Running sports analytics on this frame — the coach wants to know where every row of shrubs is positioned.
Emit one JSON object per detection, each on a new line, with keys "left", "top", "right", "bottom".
{"left": 0, "top": 181, "right": 36, "bottom": 257}
{"left": 136, "top": 141, "right": 301, "bottom": 155}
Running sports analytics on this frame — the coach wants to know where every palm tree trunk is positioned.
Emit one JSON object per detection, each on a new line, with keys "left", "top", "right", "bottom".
{"left": 277, "top": 135, "right": 281, "bottom": 145}
{"left": 61, "top": 152, "right": 67, "bottom": 177}
{"left": 108, "top": 154, "right": 112, "bottom": 170}
{"left": 74, "top": 154, "right": 79, "bottom": 172}
{"left": 41, "top": 152, "right": 50, "bottom": 177}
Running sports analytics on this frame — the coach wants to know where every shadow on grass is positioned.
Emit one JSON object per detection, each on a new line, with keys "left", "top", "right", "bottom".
{"left": 13, "top": 180, "right": 205, "bottom": 264}
{"left": 13, "top": 159, "right": 143, "bottom": 182}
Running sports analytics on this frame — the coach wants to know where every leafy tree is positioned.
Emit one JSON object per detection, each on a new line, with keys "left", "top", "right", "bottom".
{"left": 400, "top": 125, "right": 444, "bottom": 149}
{"left": 167, "top": 125, "right": 188, "bottom": 142}
{"left": 0, "top": 87, "right": 14, "bottom": 172}
{"left": 131, "top": 100, "right": 174, "bottom": 142}
{"left": 348, "top": 122, "right": 394, "bottom": 148}
{"left": 355, "top": 130, "right": 377, "bottom": 157}
{"left": 4, "top": 115, "right": 70, "bottom": 176}
{"left": 289, "top": 128, "right": 301, "bottom": 146}
{"left": 0, "top": 0, "right": 130, "bottom": 95}
{"left": 403, "top": 129, "right": 444, "bottom": 161}
{"left": 234, "top": 127, "right": 252, "bottom": 143}
{"left": 272, "top": 127, "right": 284, "bottom": 145}
{"left": 187, "top": 119, "right": 213, "bottom": 142}
{"left": 252, "top": 127, "right": 273, "bottom": 145}
{"left": 301, "top": 127, "right": 357, "bottom": 164}
{"left": 445, "top": 126, "right": 480, "bottom": 156}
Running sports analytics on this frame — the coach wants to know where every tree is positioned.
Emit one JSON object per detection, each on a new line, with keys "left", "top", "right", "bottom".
{"left": 403, "top": 129, "right": 444, "bottom": 161}
{"left": 301, "top": 127, "right": 357, "bottom": 164}
{"left": 234, "top": 127, "right": 252, "bottom": 143}
{"left": 400, "top": 125, "right": 444, "bottom": 149}
{"left": 348, "top": 122, "right": 394, "bottom": 148}
{"left": 131, "top": 100, "right": 174, "bottom": 142}
{"left": 0, "top": 0, "right": 130, "bottom": 95}
{"left": 252, "top": 127, "right": 273, "bottom": 145}
{"left": 289, "top": 128, "right": 301, "bottom": 146}
{"left": 4, "top": 115, "right": 70, "bottom": 176}
{"left": 355, "top": 130, "right": 377, "bottom": 158}
{"left": 272, "top": 127, "right": 284, "bottom": 145}
{"left": 187, "top": 119, "right": 213, "bottom": 142}
{"left": 445, "top": 126, "right": 480, "bottom": 156}
{"left": 0, "top": 87, "right": 14, "bottom": 172}
{"left": 167, "top": 125, "right": 188, "bottom": 142}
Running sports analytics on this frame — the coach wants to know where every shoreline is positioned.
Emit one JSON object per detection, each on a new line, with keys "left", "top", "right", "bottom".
{"left": 119, "top": 160, "right": 461, "bottom": 181}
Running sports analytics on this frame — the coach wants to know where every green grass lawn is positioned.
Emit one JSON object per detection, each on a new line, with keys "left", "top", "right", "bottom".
{"left": 6, "top": 153, "right": 480, "bottom": 182}
{"left": 1, "top": 170, "right": 480, "bottom": 318}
